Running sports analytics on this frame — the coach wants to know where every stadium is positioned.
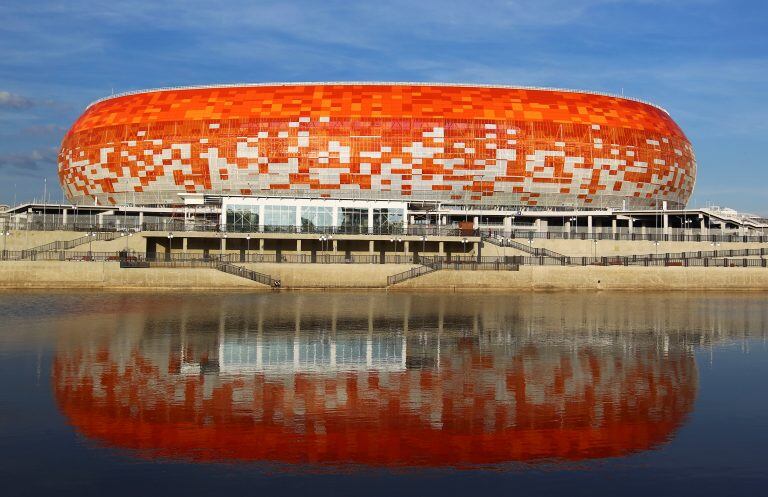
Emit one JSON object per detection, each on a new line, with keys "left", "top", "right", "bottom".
{"left": 5, "top": 82, "right": 766, "bottom": 271}
{"left": 59, "top": 82, "right": 695, "bottom": 214}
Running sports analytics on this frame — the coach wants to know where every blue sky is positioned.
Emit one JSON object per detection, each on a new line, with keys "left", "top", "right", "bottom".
{"left": 0, "top": 0, "right": 766, "bottom": 212}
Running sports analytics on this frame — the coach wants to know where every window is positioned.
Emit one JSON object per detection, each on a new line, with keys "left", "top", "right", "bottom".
{"left": 338, "top": 207, "right": 367, "bottom": 233}
{"left": 226, "top": 205, "right": 259, "bottom": 231}
{"left": 263, "top": 205, "right": 296, "bottom": 229}
{"left": 301, "top": 206, "right": 333, "bottom": 231}
{"left": 373, "top": 208, "right": 404, "bottom": 234}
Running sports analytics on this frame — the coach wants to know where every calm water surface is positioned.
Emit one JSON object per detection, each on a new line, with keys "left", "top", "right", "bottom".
{"left": 0, "top": 291, "right": 766, "bottom": 496}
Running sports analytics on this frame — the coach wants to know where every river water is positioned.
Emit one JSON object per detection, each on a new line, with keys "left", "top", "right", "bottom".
{"left": 0, "top": 291, "right": 766, "bottom": 496}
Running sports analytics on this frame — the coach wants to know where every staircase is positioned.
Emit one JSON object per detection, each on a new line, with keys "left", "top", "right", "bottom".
{"left": 387, "top": 264, "right": 439, "bottom": 286}
{"left": 483, "top": 236, "right": 568, "bottom": 262}
{"left": 21, "top": 232, "right": 118, "bottom": 259}
{"left": 215, "top": 262, "right": 277, "bottom": 286}
{"left": 120, "top": 258, "right": 276, "bottom": 287}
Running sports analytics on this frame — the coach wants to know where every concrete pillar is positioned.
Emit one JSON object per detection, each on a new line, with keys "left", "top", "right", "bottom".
{"left": 611, "top": 218, "right": 617, "bottom": 234}
{"left": 332, "top": 239, "right": 338, "bottom": 253}
{"left": 138, "top": 211, "right": 144, "bottom": 227}
{"left": 259, "top": 205, "right": 265, "bottom": 232}
{"left": 587, "top": 216, "right": 593, "bottom": 234}
{"left": 403, "top": 241, "right": 410, "bottom": 255}
{"left": 369, "top": 240, "right": 375, "bottom": 254}
{"left": 62, "top": 208, "right": 68, "bottom": 226}
{"left": 539, "top": 219, "right": 548, "bottom": 233}
{"left": 473, "top": 216, "right": 479, "bottom": 229}
{"left": 220, "top": 237, "right": 226, "bottom": 252}
{"left": 628, "top": 217, "right": 634, "bottom": 232}
{"left": 503, "top": 216, "right": 512, "bottom": 236}
{"left": 700, "top": 217, "right": 707, "bottom": 235}
{"left": 367, "top": 208, "right": 374, "bottom": 234}
{"left": 182, "top": 237, "right": 188, "bottom": 252}
{"left": 259, "top": 238, "right": 264, "bottom": 253}
{"left": 663, "top": 213, "right": 669, "bottom": 232}
{"left": 296, "top": 239, "right": 302, "bottom": 253}
{"left": 438, "top": 241, "right": 445, "bottom": 256}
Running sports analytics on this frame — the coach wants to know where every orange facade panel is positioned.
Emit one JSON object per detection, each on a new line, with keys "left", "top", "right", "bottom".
{"left": 58, "top": 83, "right": 695, "bottom": 208}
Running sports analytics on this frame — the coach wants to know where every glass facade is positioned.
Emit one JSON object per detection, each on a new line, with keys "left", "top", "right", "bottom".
{"left": 338, "top": 207, "right": 367, "bottom": 232}
{"left": 374, "top": 208, "right": 404, "bottom": 233}
{"left": 263, "top": 205, "right": 296, "bottom": 229}
{"left": 226, "top": 205, "right": 259, "bottom": 231}
{"left": 301, "top": 206, "right": 333, "bottom": 231}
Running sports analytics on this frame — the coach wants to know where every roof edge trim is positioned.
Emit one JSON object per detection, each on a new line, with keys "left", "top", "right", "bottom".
{"left": 85, "top": 82, "right": 670, "bottom": 115}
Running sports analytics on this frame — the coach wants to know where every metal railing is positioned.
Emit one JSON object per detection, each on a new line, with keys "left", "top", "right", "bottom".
{"left": 387, "top": 265, "right": 438, "bottom": 286}
{"left": 215, "top": 262, "right": 276, "bottom": 286}
{"left": 20, "top": 232, "right": 117, "bottom": 259}
{"left": 2, "top": 249, "right": 766, "bottom": 269}
{"left": 483, "top": 235, "right": 567, "bottom": 260}
{"left": 484, "top": 229, "right": 768, "bottom": 243}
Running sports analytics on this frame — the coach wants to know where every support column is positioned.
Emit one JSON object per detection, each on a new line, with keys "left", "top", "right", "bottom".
{"left": 182, "top": 237, "right": 188, "bottom": 252}
{"left": 587, "top": 216, "right": 593, "bottom": 235}
{"left": 369, "top": 240, "right": 375, "bottom": 254}
{"left": 628, "top": 217, "right": 634, "bottom": 233}
{"left": 663, "top": 213, "right": 669, "bottom": 233}
{"left": 138, "top": 211, "right": 144, "bottom": 227}
{"left": 62, "top": 208, "right": 68, "bottom": 226}
{"left": 220, "top": 237, "right": 226, "bottom": 252}
{"left": 296, "top": 239, "right": 302, "bottom": 253}
{"left": 403, "top": 241, "right": 409, "bottom": 255}
{"left": 438, "top": 241, "right": 445, "bottom": 256}
{"left": 259, "top": 238, "right": 264, "bottom": 254}
{"left": 367, "top": 208, "right": 374, "bottom": 234}
{"left": 611, "top": 218, "right": 617, "bottom": 235}
{"left": 332, "top": 239, "right": 338, "bottom": 253}
{"left": 700, "top": 217, "right": 707, "bottom": 235}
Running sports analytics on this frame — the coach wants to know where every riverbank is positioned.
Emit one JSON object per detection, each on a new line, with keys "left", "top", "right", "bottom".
{"left": 1, "top": 261, "right": 768, "bottom": 290}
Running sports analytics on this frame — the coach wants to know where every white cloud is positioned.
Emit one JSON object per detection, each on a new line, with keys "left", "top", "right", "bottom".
{"left": 0, "top": 91, "right": 34, "bottom": 109}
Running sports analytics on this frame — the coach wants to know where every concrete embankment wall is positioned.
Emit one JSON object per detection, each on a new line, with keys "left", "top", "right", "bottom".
{"left": 1, "top": 261, "right": 767, "bottom": 291}
{"left": 482, "top": 239, "right": 768, "bottom": 257}
{"left": 393, "top": 266, "right": 768, "bottom": 291}
{"left": 0, "top": 261, "right": 267, "bottom": 290}
{"left": 243, "top": 263, "right": 418, "bottom": 288}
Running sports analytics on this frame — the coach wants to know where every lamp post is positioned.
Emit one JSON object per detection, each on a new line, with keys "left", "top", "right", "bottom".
{"left": 246, "top": 234, "right": 251, "bottom": 261}
{"left": 2, "top": 230, "right": 10, "bottom": 260}
{"left": 592, "top": 239, "right": 598, "bottom": 258}
{"left": 461, "top": 237, "right": 468, "bottom": 256}
{"left": 167, "top": 232, "right": 174, "bottom": 261}
{"left": 569, "top": 216, "right": 578, "bottom": 236}
{"left": 654, "top": 240, "right": 659, "bottom": 257}
{"left": 88, "top": 231, "right": 95, "bottom": 259}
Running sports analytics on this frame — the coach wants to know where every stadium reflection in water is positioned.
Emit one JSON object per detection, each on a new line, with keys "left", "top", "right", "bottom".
{"left": 52, "top": 293, "right": 704, "bottom": 468}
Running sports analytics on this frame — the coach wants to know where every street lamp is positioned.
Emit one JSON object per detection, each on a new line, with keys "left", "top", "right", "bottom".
{"left": 167, "top": 232, "right": 174, "bottom": 260}
{"left": 592, "top": 239, "right": 598, "bottom": 258}
{"left": 2, "top": 230, "right": 10, "bottom": 260}
{"left": 461, "top": 237, "right": 468, "bottom": 255}
{"left": 246, "top": 233, "right": 251, "bottom": 261}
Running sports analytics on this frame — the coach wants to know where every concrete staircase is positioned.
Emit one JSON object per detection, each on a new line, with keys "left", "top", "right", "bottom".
{"left": 20, "top": 232, "right": 118, "bottom": 259}
{"left": 119, "top": 258, "right": 276, "bottom": 287}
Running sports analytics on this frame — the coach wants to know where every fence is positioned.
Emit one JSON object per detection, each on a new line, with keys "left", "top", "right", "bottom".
{"left": 1, "top": 249, "right": 766, "bottom": 269}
